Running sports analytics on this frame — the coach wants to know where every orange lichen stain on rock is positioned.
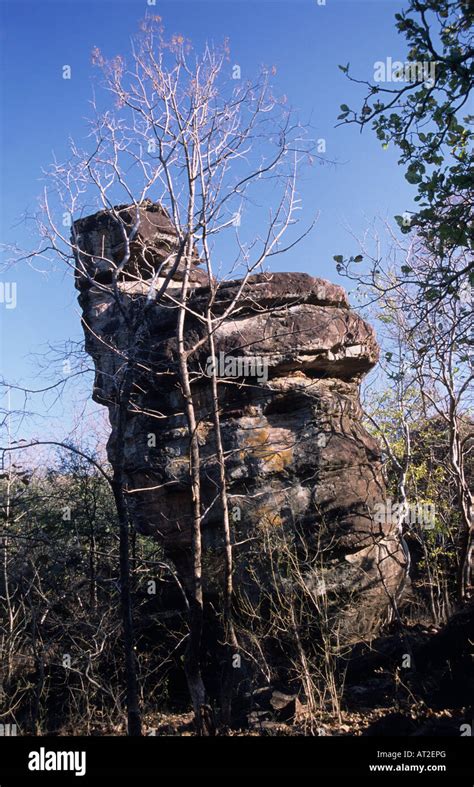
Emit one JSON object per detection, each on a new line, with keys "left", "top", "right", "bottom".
{"left": 255, "top": 504, "right": 283, "bottom": 529}
{"left": 286, "top": 370, "right": 308, "bottom": 379}
{"left": 239, "top": 423, "right": 293, "bottom": 472}
{"left": 196, "top": 420, "right": 212, "bottom": 444}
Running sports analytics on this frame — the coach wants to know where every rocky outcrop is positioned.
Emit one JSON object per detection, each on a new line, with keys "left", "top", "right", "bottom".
{"left": 74, "top": 203, "right": 406, "bottom": 668}
{"left": 74, "top": 201, "right": 207, "bottom": 289}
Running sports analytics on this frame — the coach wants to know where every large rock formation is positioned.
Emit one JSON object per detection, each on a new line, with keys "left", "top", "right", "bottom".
{"left": 74, "top": 203, "right": 406, "bottom": 686}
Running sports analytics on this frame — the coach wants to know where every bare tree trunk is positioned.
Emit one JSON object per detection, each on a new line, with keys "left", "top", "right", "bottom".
{"left": 177, "top": 236, "right": 212, "bottom": 735}
{"left": 111, "top": 366, "right": 142, "bottom": 736}
{"left": 449, "top": 413, "right": 474, "bottom": 602}
{"left": 88, "top": 520, "right": 97, "bottom": 609}
{"left": 207, "top": 325, "right": 239, "bottom": 727}
{"left": 111, "top": 476, "right": 141, "bottom": 736}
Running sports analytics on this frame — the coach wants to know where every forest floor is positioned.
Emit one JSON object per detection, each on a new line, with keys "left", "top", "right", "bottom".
{"left": 138, "top": 704, "right": 466, "bottom": 737}
{"left": 56, "top": 609, "right": 474, "bottom": 736}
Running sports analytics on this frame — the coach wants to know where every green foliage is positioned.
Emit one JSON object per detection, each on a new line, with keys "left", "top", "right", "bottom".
{"left": 0, "top": 452, "right": 184, "bottom": 733}
{"left": 364, "top": 389, "right": 468, "bottom": 620}
{"left": 339, "top": 0, "right": 473, "bottom": 260}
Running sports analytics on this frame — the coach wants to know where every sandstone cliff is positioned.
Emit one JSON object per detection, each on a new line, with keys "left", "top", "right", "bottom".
{"left": 74, "top": 202, "right": 406, "bottom": 693}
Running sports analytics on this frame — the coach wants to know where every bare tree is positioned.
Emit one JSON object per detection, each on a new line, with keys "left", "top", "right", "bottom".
{"left": 5, "top": 16, "right": 315, "bottom": 733}
{"left": 339, "top": 225, "right": 473, "bottom": 607}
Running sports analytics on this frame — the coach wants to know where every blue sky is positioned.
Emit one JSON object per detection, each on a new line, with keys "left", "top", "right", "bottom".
{"left": 0, "top": 0, "right": 416, "bottom": 442}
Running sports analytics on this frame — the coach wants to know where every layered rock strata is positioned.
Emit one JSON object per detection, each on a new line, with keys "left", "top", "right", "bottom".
{"left": 74, "top": 203, "right": 406, "bottom": 648}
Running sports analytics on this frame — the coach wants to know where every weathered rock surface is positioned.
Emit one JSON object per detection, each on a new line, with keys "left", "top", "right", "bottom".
{"left": 74, "top": 200, "right": 206, "bottom": 288}
{"left": 74, "top": 203, "right": 406, "bottom": 656}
